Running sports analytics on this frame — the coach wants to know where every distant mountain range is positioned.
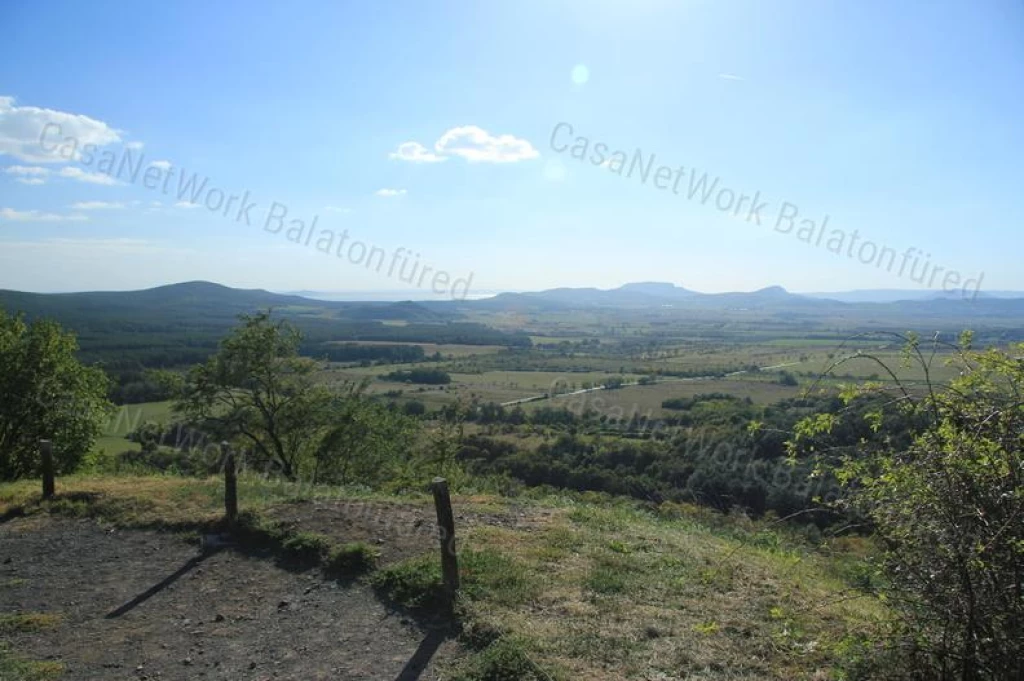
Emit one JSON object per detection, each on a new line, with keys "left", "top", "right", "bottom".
{"left": 0, "top": 281, "right": 452, "bottom": 328}
{"left": 285, "top": 282, "right": 1024, "bottom": 307}
{"left": 3, "top": 281, "right": 1024, "bottom": 327}
{"left": 465, "top": 282, "right": 1024, "bottom": 311}
{"left": 471, "top": 282, "right": 810, "bottom": 310}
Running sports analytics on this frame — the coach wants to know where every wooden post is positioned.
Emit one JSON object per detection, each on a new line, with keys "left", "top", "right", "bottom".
{"left": 431, "top": 477, "right": 459, "bottom": 607}
{"left": 40, "top": 440, "right": 55, "bottom": 500}
{"left": 223, "top": 442, "right": 237, "bottom": 526}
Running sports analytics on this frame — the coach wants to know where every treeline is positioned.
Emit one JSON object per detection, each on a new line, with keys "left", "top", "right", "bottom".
{"left": 457, "top": 393, "right": 920, "bottom": 523}
{"left": 301, "top": 342, "right": 426, "bottom": 364}
{"left": 661, "top": 392, "right": 737, "bottom": 410}
{"left": 380, "top": 368, "right": 452, "bottom": 384}
{"left": 296, "top": 320, "right": 532, "bottom": 348}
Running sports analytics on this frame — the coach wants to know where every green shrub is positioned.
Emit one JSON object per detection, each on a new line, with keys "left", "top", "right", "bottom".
{"left": 280, "top": 531, "right": 332, "bottom": 566}
{"left": 325, "top": 542, "right": 380, "bottom": 578}
{"left": 370, "top": 554, "right": 444, "bottom": 610}
{"left": 452, "top": 637, "right": 548, "bottom": 681}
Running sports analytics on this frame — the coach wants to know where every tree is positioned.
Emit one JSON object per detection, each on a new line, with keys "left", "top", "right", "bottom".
{"left": 175, "top": 312, "right": 334, "bottom": 480}
{"left": 0, "top": 309, "right": 112, "bottom": 480}
{"left": 777, "top": 370, "right": 799, "bottom": 386}
{"left": 791, "top": 333, "right": 1024, "bottom": 680}
{"left": 176, "top": 312, "right": 422, "bottom": 484}
{"left": 313, "top": 393, "right": 417, "bottom": 485}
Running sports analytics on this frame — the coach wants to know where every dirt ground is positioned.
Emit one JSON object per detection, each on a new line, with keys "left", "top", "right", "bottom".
{"left": 0, "top": 511, "right": 463, "bottom": 680}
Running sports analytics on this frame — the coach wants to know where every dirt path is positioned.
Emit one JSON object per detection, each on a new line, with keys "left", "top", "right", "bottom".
{"left": 0, "top": 516, "right": 458, "bottom": 680}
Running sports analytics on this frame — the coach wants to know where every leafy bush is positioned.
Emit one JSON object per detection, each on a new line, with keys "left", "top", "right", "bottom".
{"left": 793, "top": 334, "right": 1024, "bottom": 679}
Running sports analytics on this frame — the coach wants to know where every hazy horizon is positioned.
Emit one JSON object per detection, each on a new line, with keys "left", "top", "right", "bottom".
{"left": 5, "top": 278, "right": 1024, "bottom": 302}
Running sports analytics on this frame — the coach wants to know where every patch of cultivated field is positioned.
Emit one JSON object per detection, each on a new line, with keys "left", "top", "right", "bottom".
{"left": 454, "top": 370, "right": 646, "bottom": 392}
{"left": 90, "top": 400, "right": 175, "bottom": 457}
{"left": 324, "top": 340, "right": 506, "bottom": 357}
{"left": 780, "top": 349, "right": 963, "bottom": 384}
{"left": 531, "top": 377, "right": 805, "bottom": 417}
{"left": 323, "top": 367, "right": 653, "bottom": 407}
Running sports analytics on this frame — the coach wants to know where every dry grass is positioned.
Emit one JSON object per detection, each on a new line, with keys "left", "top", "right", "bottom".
{"left": 0, "top": 474, "right": 397, "bottom": 532}
{"left": 0, "top": 613, "right": 63, "bottom": 635}
{"left": 454, "top": 501, "right": 888, "bottom": 680}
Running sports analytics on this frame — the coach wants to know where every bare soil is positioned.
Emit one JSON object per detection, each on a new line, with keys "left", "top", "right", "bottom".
{"left": 0, "top": 513, "right": 458, "bottom": 680}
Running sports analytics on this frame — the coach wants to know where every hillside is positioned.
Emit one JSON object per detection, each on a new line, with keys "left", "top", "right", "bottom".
{"left": 0, "top": 475, "right": 887, "bottom": 680}
{"left": 0, "top": 282, "right": 531, "bottom": 373}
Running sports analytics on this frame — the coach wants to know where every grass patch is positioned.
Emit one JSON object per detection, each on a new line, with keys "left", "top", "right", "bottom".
{"left": 451, "top": 636, "right": 551, "bottom": 681}
{"left": 0, "top": 613, "right": 62, "bottom": 634}
{"left": 460, "top": 548, "right": 539, "bottom": 608}
{"left": 0, "top": 474, "right": 411, "bottom": 537}
{"left": 0, "top": 644, "right": 64, "bottom": 681}
{"left": 583, "top": 554, "right": 632, "bottom": 596}
{"left": 370, "top": 553, "right": 445, "bottom": 611}
{"left": 456, "top": 498, "right": 889, "bottom": 680}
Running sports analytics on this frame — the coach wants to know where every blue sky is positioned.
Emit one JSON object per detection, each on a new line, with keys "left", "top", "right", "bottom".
{"left": 1, "top": 0, "right": 1021, "bottom": 298}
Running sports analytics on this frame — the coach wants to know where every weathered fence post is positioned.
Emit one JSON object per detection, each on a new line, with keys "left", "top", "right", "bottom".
{"left": 431, "top": 477, "right": 460, "bottom": 609}
{"left": 40, "top": 439, "right": 55, "bottom": 500}
{"left": 223, "top": 442, "right": 237, "bottom": 526}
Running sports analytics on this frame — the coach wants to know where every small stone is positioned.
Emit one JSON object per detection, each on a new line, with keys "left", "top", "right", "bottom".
{"left": 214, "top": 614, "right": 225, "bottom": 622}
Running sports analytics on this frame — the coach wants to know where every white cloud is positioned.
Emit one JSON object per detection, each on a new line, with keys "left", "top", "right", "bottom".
{"left": 0, "top": 96, "right": 121, "bottom": 163}
{"left": 718, "top": 73, "right": 743, "bottom": 81}
{"left": 374, "top": 188, "right": 407, "bottom": 197}
{"left": 71, "top": 201, "right": 126, "bottom": 210}
{"left": 174, "top": 200, "right": 199, "bottom": 209}
{"left": 125, "top": 141, "right": 144, "bottom": 150}
{"left": 433, "top": 125, "right": 539, "bottom": 163}
{"left": 4, "top": 165, "right": 49, "bottom": 176}
{"left": 4, "top": 165, "right": 50, "bottom": 185}
{"left": 389, "top": 141, "right": 446, "bottom": 163}
{"left": 0, "top": 207, "right": 88, "bottom": 222}
{"left": 150, "top": 159, "right": 172, "bottom": 170}
{"left": 7, "top": 163, "right": 121, "bottom": 186}
{"left": 390, "top": 126, "right": 539, "bottom": 165}
{"left": 324, "top": 205, "right": 351, "bottom": 213}
{"left": 58, "top": 166, "right": 119, "bottom": 185}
